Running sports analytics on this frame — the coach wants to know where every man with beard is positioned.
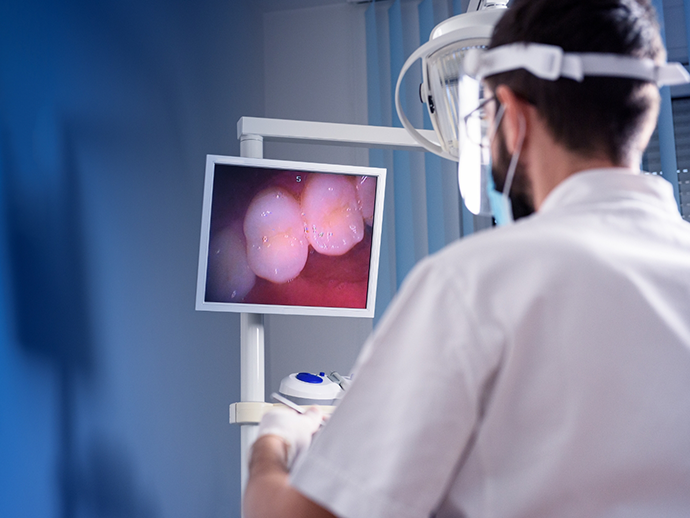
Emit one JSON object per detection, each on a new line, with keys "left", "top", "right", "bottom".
{"left": 244, "top": 1, "right": 690, "bottom": 517}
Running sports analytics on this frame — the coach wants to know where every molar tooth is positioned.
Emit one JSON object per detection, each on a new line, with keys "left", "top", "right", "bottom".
{"left": 243, "top": 188, "right": 308, "bottom": 284}
{"left": 206, "top": 222, "right": 256, "bottom": 301}
{"left": 356, "top": 175, "right": 376, "bottom": 226}
{"left": 301, "top": 174, "right": 364, "bottom": 256}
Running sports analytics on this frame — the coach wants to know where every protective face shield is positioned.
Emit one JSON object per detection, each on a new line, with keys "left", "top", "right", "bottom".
{"left": 457, "top": 84, "right": 505, "bottom": 220}
{"left": 396, "top": 9, "right": 690, "bottom": 226}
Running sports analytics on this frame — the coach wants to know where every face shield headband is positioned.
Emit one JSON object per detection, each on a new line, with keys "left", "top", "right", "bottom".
{"left": 463, "top": 42, "right": 690, "bottom": 86}
{"left": 457, "top": 42, "right": 690, "bottom": 226}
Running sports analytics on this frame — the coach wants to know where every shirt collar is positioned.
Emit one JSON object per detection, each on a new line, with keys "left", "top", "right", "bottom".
{"left": 538, "top": 168, "right": 680, "bottom": 217}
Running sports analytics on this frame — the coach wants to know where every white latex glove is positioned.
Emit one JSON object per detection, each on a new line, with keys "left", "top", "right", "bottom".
{"left": 256, "top": 406, "right": 324, "bottom": 469}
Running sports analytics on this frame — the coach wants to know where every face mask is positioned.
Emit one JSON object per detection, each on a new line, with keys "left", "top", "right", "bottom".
{"left": 487, "top": 109, "right": 526, "bottom": 226}
{"left": 486, "top": 173, "right": 514, "bottom": 226}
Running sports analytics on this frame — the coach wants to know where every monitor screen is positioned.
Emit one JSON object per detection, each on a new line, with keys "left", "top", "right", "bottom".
{"left": 196, "top": 155, "right": 386, "bottom": 318}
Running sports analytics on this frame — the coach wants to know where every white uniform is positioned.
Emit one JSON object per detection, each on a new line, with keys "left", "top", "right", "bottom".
{"left": 291, "top": 169, "right": 690, "bottom": 518}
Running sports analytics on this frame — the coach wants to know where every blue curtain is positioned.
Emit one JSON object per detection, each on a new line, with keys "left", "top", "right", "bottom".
{"left": 367, "top": 0, "right": 467, "bottom": 322}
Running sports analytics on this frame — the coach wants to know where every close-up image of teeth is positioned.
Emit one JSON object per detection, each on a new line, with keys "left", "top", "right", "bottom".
{"left": 205, "top": 166, "right": 377, "bottom": 309}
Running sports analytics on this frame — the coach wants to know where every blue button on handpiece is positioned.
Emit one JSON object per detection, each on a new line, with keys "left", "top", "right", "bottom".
{"left": 296, "top": 372, "right": 323, "bottom": 384}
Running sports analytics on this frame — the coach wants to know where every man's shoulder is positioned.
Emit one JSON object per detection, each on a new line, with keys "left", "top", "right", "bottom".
{"left": 425, "top": 200, "right": 690, "bottom": 298}
{"left": 431, "top": 214, "right": 567, "bottom": 267}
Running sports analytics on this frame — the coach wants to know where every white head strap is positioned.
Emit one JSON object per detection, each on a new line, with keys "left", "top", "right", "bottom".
{"left": 464, "top": 42, "right": 690, "bottom": 86}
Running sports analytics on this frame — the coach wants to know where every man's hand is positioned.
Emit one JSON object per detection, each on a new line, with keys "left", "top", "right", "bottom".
{"left": 256, "top": 405, "right": 323, "bottom": 469}
{"left": 244, "top": 407, "right": 336, "bottom": 518}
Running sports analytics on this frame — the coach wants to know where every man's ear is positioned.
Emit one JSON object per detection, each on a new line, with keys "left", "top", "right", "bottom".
{"left": 495, "top": 85, "right": 531, "bottom": 154}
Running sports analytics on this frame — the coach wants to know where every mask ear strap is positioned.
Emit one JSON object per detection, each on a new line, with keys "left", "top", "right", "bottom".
{"left": 502, "top": 112, "right": 526, "bottom": 198}
{"left": 488, "top": 103, "right": 506, "bottom": 143}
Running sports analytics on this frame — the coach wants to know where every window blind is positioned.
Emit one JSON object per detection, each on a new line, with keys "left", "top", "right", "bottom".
{"left": 643, "top": 96, "right": 690, "bottom": 222}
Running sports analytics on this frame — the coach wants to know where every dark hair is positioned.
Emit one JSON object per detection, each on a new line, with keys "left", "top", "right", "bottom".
{"left": 485, "top": 0, "right": 665, "bottom": 164}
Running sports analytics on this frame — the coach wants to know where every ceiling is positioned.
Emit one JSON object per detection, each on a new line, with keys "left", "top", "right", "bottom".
{"left": 256, "top": 0, "right": 360, "bottom": 13}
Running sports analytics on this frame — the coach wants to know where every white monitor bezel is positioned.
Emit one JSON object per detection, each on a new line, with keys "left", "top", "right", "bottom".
{"left": 195, "top": 155, "right": 387, "bottom": 318}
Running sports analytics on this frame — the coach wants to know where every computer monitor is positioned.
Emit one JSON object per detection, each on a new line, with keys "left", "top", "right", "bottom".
{"left": 196, "top": 155, "right": 386, "bottom": 318}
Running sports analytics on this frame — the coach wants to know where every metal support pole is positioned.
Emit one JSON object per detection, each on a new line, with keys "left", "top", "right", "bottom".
{"left": 240, "top": 134, "right": 264, "bottom": 160}
{"left": 239, "top": 134, "right": 264, "bottom": 500}
{"left": 240, "top": 313, "right": 264, "bottom": 494}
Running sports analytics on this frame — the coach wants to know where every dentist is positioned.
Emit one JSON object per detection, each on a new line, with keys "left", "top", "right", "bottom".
{"left": 245, "top": 1, "right": 690, "bottom": 517}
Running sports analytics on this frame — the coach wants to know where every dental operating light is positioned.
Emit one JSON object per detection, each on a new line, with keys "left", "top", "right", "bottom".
{"left": 395, "top": 1, "right": 507, "bottom": 216}
{"left": 395, "top": 2, "right": 508, "bottom": 162}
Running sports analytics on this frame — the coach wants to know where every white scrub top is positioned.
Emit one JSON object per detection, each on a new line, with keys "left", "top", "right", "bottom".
{"left": 291, "top": 169, "right": 690, "bottom": 518}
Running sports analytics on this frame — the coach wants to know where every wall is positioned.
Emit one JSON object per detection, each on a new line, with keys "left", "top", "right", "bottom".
{"left": 261, "top": 3, "right": 374, "bottom": 396}
{"left": 0, "top": 0, "right": 263, "bottom": 516}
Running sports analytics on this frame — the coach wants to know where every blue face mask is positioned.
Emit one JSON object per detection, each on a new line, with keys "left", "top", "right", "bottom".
{"left": 486, "top": 172, "right": 514, "bottom": 226}
{"left": 486, "top": 111, "right": 525, "bottom": 227}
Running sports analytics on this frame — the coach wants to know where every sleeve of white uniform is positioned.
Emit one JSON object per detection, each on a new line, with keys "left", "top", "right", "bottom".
{"left": 290, "top": 256, "right": 504, "bottom": 518}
